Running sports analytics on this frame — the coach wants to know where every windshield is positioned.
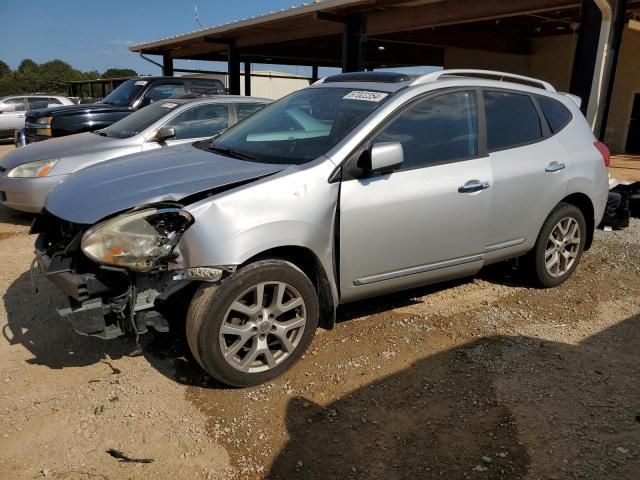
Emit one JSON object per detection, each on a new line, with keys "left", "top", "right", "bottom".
{"left": 100, "top": 79, "right": 146, "bottom": 107}
{"left": 207, "top": 87, "right": 391, "bottom": 164}
{"left": 99, "top": 101, "right": 181, "bottom": 139}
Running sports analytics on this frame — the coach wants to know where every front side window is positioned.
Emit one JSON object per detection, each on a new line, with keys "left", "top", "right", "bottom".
{"left": 48, "top": 97, "right": 63, "bottom": 105}
{"left": 373, "top": 90, "right": 478, "bottom": 169}
{"left": 164, "top": 103, "right": 229, "bottom": 140}
{"left": 100, "top": 101, "right": 183, "bottom": 139}
{"left": 484, "top": 91, "right": 542, "bottom": 151}
{"left": 537, "top": 95, "right": 572, "bottom": 133}
{"left": 208, "top": 87, "right": 390, "bottom": 164}
{"left": 101, "top": 79, "right": 147, "bottom": 107}
{"left": 144, "top": 83, "right": 186, "bottom": 104}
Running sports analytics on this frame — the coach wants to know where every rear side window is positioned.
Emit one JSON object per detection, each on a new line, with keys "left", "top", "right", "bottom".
{"left": 188, "top": 79, "right": 225, "bottom": 95}
{"left": 374, "top": 90, "right": 478, "bottom": 169}
{"left": 537, "top": 95, "right": 572, "bottom": 133}
{"left": 484, "top": 91, "right": 542, "bottom": 151}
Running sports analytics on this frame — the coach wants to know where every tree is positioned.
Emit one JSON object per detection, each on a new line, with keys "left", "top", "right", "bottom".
{"left": 0, "top": 60, "right": 10, "bottom": 78}
{"left": 102, "top": 68, "right": 137, "bottom": 79}
{"left": 18, "top": 59, "right": 38, "bottom": 74}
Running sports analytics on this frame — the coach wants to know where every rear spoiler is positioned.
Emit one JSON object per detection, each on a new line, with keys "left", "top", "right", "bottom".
{"left": 559, "top": 92, "right": 582, "bottom": 109}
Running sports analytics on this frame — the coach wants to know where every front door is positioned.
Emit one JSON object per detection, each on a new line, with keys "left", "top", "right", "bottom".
{"left": 0, "top": 97, "right": 26, "bottom": 136}
{"left": 142, "top": 103, "right": 231, "bottom": 151}
{"left": 626, "top": 93, "right": 640, "bottom": 154}
{"left": 339, "top": 90, "right": 492, "bottom": 302}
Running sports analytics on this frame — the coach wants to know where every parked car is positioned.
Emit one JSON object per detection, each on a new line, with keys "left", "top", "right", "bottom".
{"left": 0, "top": 95, "right": 74, "bottom": 141}
{"left": 19, "top": 76, "right": 226, "bottom": 145}
{"left": 0, "top": 95, "right": 269, "bottom": 213}
{"left": 33, "top": 70, "right": 609, "bottom": 387}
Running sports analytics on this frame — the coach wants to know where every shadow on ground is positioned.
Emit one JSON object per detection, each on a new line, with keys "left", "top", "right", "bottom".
{"left": 0, "top": 203, "right": 34, "bottom": 227}
{"left": 268, "top": 314, "right": 640, "bottom": 479}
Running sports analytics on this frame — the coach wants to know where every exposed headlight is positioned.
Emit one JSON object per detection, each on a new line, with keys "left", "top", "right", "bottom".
{"left": 7, "top": 159, "right": 58, "bottom": 178}
{"left": 81, "top": 207, "right": 194, "bottom": 272}
{"left": 36, "top": 116, "right": 52, "bottom": 126}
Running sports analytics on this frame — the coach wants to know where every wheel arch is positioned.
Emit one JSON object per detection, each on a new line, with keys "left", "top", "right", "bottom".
{"left": 560, "top": 192, "right": 595, "bottom": 250}
{"left": 242, "top": 245, "right": 337, "bottom": 329}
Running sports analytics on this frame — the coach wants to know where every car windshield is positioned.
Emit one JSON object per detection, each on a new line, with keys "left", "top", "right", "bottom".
{"left": 205, "top": 87, "right": 391, "bottom": 164}
{"left": 100, "top": 79, "right": 146, "bottom": 107}
{"left": 98, "top": 101, "right": 181, "bottom": 139}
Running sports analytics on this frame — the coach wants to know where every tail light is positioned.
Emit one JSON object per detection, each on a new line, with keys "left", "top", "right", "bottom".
{"left": 594, "top": 141, "right": 610, "bottom": 167}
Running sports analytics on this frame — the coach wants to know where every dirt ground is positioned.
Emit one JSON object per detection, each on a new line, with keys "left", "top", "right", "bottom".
{"left": 1, "top": 144, "right": 639, "bottom": 479}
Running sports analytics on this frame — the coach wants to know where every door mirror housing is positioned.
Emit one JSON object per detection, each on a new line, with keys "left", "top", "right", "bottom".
{"left": 154, "top": 126, "right": 176, "bottom": 142}
{"left": 361, "top": 142, "right": 404, "bottom": 175}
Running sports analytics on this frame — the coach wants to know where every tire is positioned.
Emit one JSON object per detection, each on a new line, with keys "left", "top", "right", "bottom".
{"left": 528, "top": 202, "right": 586, "bottom": 288}
{"left": 186, "top": 259, "right": 319, "bottom": 387}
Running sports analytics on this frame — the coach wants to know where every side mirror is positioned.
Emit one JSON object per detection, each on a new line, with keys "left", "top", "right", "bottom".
{"left": 360, "top": 142, "right": 404, "bottom": 175}
{"left": 154, "top": 126, "right": 176, "bottom": 142}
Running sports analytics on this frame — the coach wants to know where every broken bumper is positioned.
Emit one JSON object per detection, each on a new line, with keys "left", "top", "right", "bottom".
{"left": 35, "top": 235, "right": 182, "bottom": 339}
{"left": 35, "top": 246, "right": 123, "bottom": 339}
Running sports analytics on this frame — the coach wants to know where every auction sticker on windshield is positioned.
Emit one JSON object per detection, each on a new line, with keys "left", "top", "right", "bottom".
{"left": 161, "top": 103, "right": 178, "bottom": 109}
{"left": 343, "top": 91, "right": 389, "bottom": 102}
{"left": 135, "top": 80, "right": 148, "bottom": 86}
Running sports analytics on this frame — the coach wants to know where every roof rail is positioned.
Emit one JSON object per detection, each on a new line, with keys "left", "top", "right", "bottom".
{"left": 411, "top": 69, "right": 556, "bottom": 92}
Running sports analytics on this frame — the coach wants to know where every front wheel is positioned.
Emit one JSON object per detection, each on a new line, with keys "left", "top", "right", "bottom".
{"left": 186, "top": 259, "right": 319, "bottom": 387}
{"left": 528, "top": 202, "right": 586, "bottom": 288}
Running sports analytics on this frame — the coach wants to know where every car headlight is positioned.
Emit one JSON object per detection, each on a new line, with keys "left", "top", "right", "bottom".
{"left": 36, "top": 116, "right": 52, "bottom": 126}
{"left": 81, "top": 207, "right": 194, "bottom": 272}
{"left": 7, "top": 159, "right": 58, "bottom": 178}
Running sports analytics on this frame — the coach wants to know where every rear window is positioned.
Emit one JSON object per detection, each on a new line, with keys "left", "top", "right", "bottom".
{"left": 188, "top": 79, "right": 226, "bottom": 95}
{"left": 484, "top": 91, "right": 542, "bottom": 151}
{"left": 537, "top": 95, "right": 572, "bottom": 133}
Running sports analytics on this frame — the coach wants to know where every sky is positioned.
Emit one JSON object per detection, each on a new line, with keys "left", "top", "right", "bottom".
{"left": 0, "top": 0, "right": 327, "bottom": 76}
{"left": 0, "top": 0, "right": 438, "bottom": 78}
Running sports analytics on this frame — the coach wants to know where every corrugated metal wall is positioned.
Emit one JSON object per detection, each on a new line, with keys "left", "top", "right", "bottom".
{"left": 200, "top": 71, "right": 310, "bottom": 99}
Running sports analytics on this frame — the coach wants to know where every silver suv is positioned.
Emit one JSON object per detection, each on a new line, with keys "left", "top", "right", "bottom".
{"left": 35, "top": 70, "right": 609, "bottom": 387}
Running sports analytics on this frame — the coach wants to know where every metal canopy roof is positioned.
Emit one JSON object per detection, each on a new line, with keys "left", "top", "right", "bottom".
{"left": 129, "top": 0, "right": 593, "bottom": 68}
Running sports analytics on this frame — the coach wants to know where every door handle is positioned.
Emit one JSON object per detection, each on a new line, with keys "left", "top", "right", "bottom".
{"left": 545, "top": 161, "right": 565, "bottom": 173}
{"left": 458, "top": 181, "right": 490, "bottom": 193}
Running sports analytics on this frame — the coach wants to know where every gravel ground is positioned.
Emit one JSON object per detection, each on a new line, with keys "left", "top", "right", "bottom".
{"left": 0, "top": 144, "right": 639, "bottom": 479}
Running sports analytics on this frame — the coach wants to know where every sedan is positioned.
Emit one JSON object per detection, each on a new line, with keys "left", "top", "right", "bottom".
{"left": 0, "top": 95, "right": 270, "bottom": 212}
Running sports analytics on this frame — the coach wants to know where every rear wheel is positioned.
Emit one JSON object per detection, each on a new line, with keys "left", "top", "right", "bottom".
{"left": 186, "top": 259, "right": 319, "bottom": 387}
{"left": 529, "top": 202, "right": 586, "bottom": 288}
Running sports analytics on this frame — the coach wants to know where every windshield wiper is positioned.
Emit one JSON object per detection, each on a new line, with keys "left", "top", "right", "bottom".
{"left": 209, "top": 145, "right": 256, "bottom": 161}
{"left": 94, "top": 130, "right": 109, "bottom": 137}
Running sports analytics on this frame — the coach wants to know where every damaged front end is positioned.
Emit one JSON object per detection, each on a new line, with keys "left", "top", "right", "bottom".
{"left": 32, "top": 206, "right": 204, "bottom": 339}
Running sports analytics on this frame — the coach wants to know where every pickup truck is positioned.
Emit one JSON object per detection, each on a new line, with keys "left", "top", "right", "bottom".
{"left": 21, "top": 76, "right": 226, "bottom": 145}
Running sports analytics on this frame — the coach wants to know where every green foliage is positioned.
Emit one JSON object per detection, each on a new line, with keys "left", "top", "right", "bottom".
{"left": 0, "top": 60, "right": 11, "bottom": 78}
{"left": 0, "top": 59, "right": 135, "bottom": 97}
{"left": 102, "top": 68, "right": 137, "bottom": 79}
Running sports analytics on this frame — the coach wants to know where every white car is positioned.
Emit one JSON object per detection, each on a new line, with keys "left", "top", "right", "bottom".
{"left": 0, "top": 95, "right": 74, "bottom": 142}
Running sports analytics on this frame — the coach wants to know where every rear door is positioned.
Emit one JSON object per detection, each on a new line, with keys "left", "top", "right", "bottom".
{"left": 483, "top": 89, "right": 570, "bottom": 259}
{"left": 339, "top": 90, "right": 492, "bottom": 302}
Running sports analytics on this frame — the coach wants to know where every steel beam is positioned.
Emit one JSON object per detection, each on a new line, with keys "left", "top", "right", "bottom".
{"left": 228, "top": 43, "right": 241, "bottom": 95}
{"left": 342, "top": 14, "right": 365, "bottom": 72}
{"left": 162, "top": 54, "right": 174, "bottom": 76}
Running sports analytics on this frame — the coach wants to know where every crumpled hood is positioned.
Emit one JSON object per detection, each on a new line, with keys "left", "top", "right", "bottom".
{"left": 45, "top": 142, "right": 286, "bottom": 224}
{"left": 0, "top": 133, "right": 125, "bottom": 171}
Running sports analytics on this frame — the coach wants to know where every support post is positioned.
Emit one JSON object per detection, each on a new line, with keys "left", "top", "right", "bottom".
{"left": 342, "top": 14, "right": 365, "bottom": 73}
{"left": 597, "top": 0, "right": 628, "bottom": 140}
{"left": 228, "top": 43, "right": 241, "bottom": 95}
{"left": 162, "top": 53, "right": 174, "bottom": 76}
{"left": 244, "top": 61, "right": 251, "bottom": 96}
{"left": 311, "top": 65, "right": 319, "bottom": 83}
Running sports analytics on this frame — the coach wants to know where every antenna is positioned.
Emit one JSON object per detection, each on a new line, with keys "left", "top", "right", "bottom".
{"left": 194, "top": 2, "right": 204, "bottom": 29}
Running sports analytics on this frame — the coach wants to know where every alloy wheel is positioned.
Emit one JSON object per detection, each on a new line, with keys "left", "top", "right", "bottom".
{"left": 218, "top": 281, "right": 307, "bottom": 373}
{"left": 544, "top": 217, "right": 581, "bottom": 277}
